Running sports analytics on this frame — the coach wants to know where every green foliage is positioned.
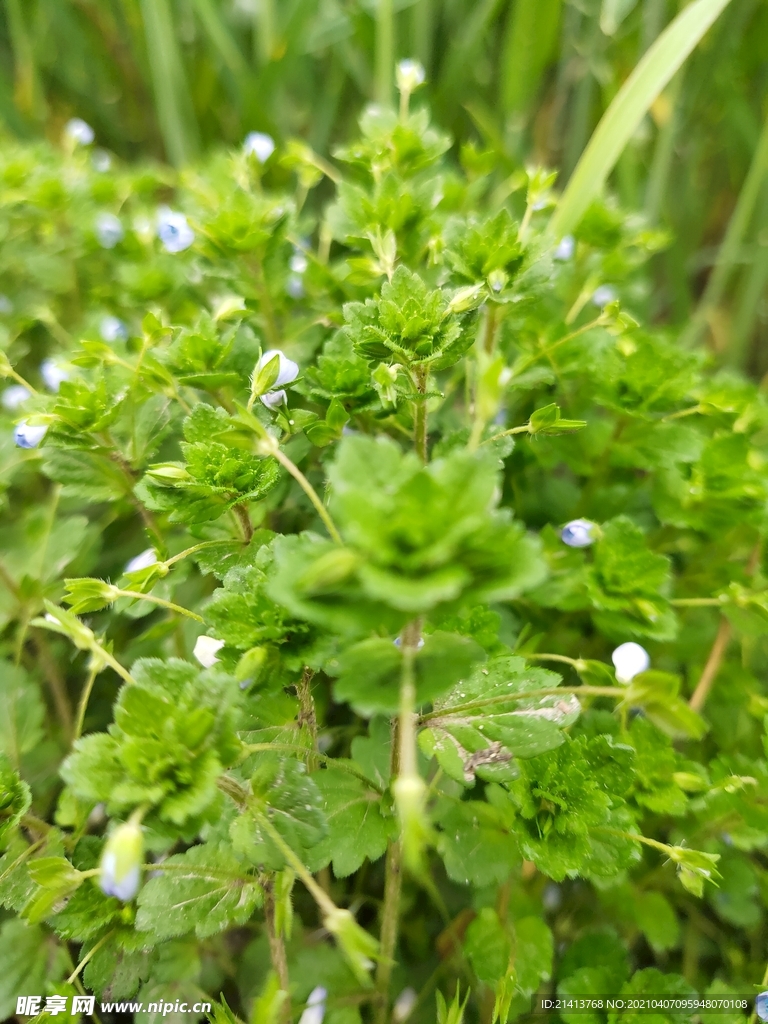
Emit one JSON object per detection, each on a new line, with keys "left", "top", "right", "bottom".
{"left": 1, "top": 68, "right": 768, "bottom": 1024}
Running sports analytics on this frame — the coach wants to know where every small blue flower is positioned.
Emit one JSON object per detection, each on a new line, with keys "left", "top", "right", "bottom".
{"left": 14, "top": 421, "right": 47, "bottom": 449}
{"left": 157, "top": 208, "right": 194, "bottom": 254}
{"left": 99, "top": 820, "right": 143, "bottom": 902}
{"left": 100, "top": 316, "right": 128, "bottom": 343}
{"left": 64, "top": 118, "right": 95, "bottom": 146}
{"left": 244, "top": 132, "right": 276, "bottom": 163}
{"left": 756, "top": 992, "right": 768, "bottom": 1022}
{"left": 592, "top": 285, "right": 617, "bottom": 307}
{"left": 560, "top": 519, "right": 595, "bottom": 548}
{"left": 96, "top": 212, "right": 124, "bottom": 249}
{"left": 298, "top": 987, "right": 327, "bottom": 1024}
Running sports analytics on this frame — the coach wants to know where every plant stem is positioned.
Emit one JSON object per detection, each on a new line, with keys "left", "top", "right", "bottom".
{"left": 296, "top": 667, "right": 319, "bottom": 771}
{"left": 413, "top": 366, "right": 428, "bottom": 462}
{"left": 376, "top": 0, "right": 394, "bottom": 106}
{"left": 32, "top": 631, "right": 74, "bottom": 741}
{"left": 670, "top": 597, "right": 723, "bottom": 607}
{"left": 242, "top": 742, "right": 384, "bottom": 792}
{"left": 233, "top": 502, "right": 254, "bottom": 543}
{"left": 689, "top": 616, "right": 732, "bottom": 712}
{"left": 66, "top": 930, "right": 115, "bottom": 985}
{"left": 264, "top": 877, "right": 292, "bottom": 1023}
{"left": 118, "top": 589, "right": 204, "bottom": 622}
{"left": 268, "top": 444, "right": 342, "bottom": 543}
{"left": 74, "top": 665, "right": 98, "bottom": 741}
{"left": 374, "top": 838, "right": 403, "bottom": 1024}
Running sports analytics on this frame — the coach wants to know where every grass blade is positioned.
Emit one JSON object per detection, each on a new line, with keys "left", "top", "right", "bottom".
{"left": 681, "top": 110, "right": 768, "bottom": 347}
{"left": 375, "top": 0, "right": 395, "bottom": 105}
{"left": 500, "top": 0, "right": 561, "bottom": 117}
{"left": 139, "top": 0, "right": 200, "bottom": 166}
{"left": 549, "top": 0, "right": 734, "bottom": 239}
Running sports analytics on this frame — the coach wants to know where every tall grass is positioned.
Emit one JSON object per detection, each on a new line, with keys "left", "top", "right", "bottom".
{"left": 0, "top": 0, "right": 767, "bottom": 368}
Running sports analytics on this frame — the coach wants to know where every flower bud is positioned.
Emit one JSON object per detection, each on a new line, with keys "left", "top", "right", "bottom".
{"left": 14, "top": 421, "right": 47, "bottom": 449}
{"left": 393, "top": 988, "right": 417, "bottom": 1023}
{"left": 296, "top": 548, "right": 359, "bottom": 594}
{"left": 396, "top": 59, "right": 426, "bottom": 94}
{"left": 124, "top": 548, "right": 157, "bottom": 574}
{"left": 255, "top": 349, "right": 300, "bottom": 390}
{"left": 64, "top": 118, "right": 94, "bottom": 146}
{"left": 194, "top": 635, "right": 225, "bottom": 669}
{"left": 99, "top": 820, "right": 143, "bottom": 902}
{"left": 323, "top": 907, "right": 378, "bottom": 984}
{"left": 244, "top": 132, "right": 276, "bottom": 163}
{"left": 560, "top": 519, "right": 595, "bottom": 548}
{"left": 611, "top": 642, "right": 650, "bottom": 684}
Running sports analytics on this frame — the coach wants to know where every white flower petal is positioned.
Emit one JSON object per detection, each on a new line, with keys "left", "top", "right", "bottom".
{"left": 194, "top": 635, "right": 225, "bottom": 669}
{"left": 100, "top": 316, "right": 128, "bottom": 343}
{"left": 157, "top": 208, "right": 195, "bottom": 253}
{"left": 124, "top": 548, "right": 157, "bottom": 574}
{"left": 560, "top": 519, "right": 595, "bottom": 548}
{"left": 257, "top": 349, "right": 300, "bottom": 387}
{"left": 40, "top": 359, "right": 70, "bottom": 393}
{"left": 2, "top": 385, "right": 31, "bottom": 411}
{"left": 244, "top": 131, "right": 276, "bottom": 163}
{"left": 592, "top": 285, "right": 617, "bottom": 307}
{"left": 14, "top": 421, "right": 47, "bottom": 449}
{"left": 611, "top": 642, "right": 650, "bottom": 684}
{"left": 65, "top": 118, "right": 95, "bottom": 145}
{"left": 298, "top": 987, "right": 327, "bottom": 1024}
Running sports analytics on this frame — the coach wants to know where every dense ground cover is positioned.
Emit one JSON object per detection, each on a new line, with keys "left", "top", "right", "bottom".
{"left": 1, "top": 3, "right": 768, "bottom": 1024}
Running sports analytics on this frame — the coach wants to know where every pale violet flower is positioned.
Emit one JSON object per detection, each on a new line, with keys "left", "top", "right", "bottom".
{"left": 194, "top": 635, "right": 225, "bottom": 669}
{"left": 100, "top": 315, "right": 128, "bottom": 343}
{"left": 157, "top": 208, "right": 194, "bottom": 254}
{"left": 611, "top": 642, "right": 650, "bottom": 684}
{"left": 554, "top": 235, "right": 575, "bottom": 261}
{"left": 96, "top": 212, "right": 124, "bottom": 249}
{"left": 261, "top": 389, "right": 287, "bottom": 409}
{"left": 124, "top": 548, "right": 157, "bottom": 574}
{"left": 396, "top": 59, "right": 426, "bottom": 92}
{"left": 298, "top": 987, "right": 327, "bottom": 1024}
{"left": 286, "top": 276, "right": 305, "bottom": 299}
{"left": 92, "top": 149, "right": 112, "bottom": 173}
{"left": 756, "top": 994, "right": 768, "bottom": 1023}
{"left": 2, "top": 385, "right": 30, "bottom": 411}
{"left": 561, "top": 519, "right": 595, "bottom": 548}
{"left": 65, "top": 118, "right": 95, "bottom": 146}
{"left": 256, "top": 348, "right": 299, "bottom": 408}
{"left": 14, "top": 421, "right": 47, "bottom": 449}
{"left": 0, "top": 295, "right": 12, "bottom": 314}
{"left": 393, "top": 988, "right": 417, "bottom": 1022}
{"left": 592, "top": 285, "right": 617, "bottom": 307}
{"left": 40, "top": 359, "right": 70, "bottom": 393}
{"left": 244, "top": 131, "right": 276, "bottom": 163}
{"left": 99, "top": 820, "right": 143, "bottom": 902}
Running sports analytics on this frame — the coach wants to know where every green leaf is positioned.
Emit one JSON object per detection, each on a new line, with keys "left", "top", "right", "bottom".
{"left": 0, "top": 663, "right": 44, "bottom": 766}
{"left": 464, "top": 907, "right": 511, "bottom": 984}
{"left": 135, "top": 843, "right": 262, "bottom": 940}
{"left": 312, "top": 767, "right": 395, "bottom": 877}
{"left": 550, "top": 0, "right": 735, "bottom": 237}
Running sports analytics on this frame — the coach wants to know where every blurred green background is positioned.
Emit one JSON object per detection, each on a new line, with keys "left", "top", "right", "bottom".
{"left": 1, "top": 0, "right": 767, "bottom": 369}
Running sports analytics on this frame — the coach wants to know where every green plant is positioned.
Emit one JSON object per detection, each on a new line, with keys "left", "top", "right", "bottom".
{"left": 2, "top": 59, "right": 768, "bottom": 1024}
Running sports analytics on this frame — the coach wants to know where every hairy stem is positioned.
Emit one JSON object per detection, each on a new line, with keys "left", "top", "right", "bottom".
{"left": 413, "top": 367, "right": 428, "bottom": 463}
{"left": 689, "top": 617, "right": 732, "bottom": 713}
{"left": 374, "top": 838, "right": 403, "bottom": 1024}
{"left": 233, "top": 502, "right": 254, "bottom": 543}
{"left": 118, "top": 589, "right": 204, "bottom": 622}
{"left": 74, "top": 665, "right": 98, "bottom": 741}
{"left": 33, "top": 631, "right": 73, "bottom": 740}
{"left": 269, "top": 445, "right": 342, "bottom": 543}
{"left": 296, "top": 667, "right": 319, "bottom": 771}
{"left": 264, "top": 878, "right": 292, "bottom": 1022}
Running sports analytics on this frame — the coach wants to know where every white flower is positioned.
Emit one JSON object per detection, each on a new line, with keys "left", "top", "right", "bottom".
{"left": 554, "top": 235, "right": 575, "bottom": 261}
{"left": 592, "top": 285, "right": 617, "bottom": 307}
{"left": 124, "top": 548, "right": 157, "bottom": 574}
{"left": 157, "top": 208, "right": 194, "bottom": 253}
{"left": 396, "top": 59, "right": 426, "bottom": 93}
{"left": 244, "top": 131, "right": 276, "bottom": 163}
{"left": 40, "top": 359, "right": 70, "bottom": 393}
{"left": 100, "top": 315, "right": 128, "bottom": 342}
{"left": 393, "top": 988, "right": 417, "bottom": 1022}
{"left": 99, "top": 820, "right": 143, "bottom": 902}
{"left": 65, "top": 118, "right": 95, "bottom": 146}
{"left": 290, "top": 252, "right": 308, "bottom": 274}
{"left": 611, "top": 642, "right": 650, "bottom": 684}
{"left": 257, "top": 349, "right": 299, "bottom": 388}
{"left": 194, "top": 635, "right": 225, "bottom": 668}
{"left": 96, "top": 212, "right": 124, "bottom": 249}
{"left": 1, "top": 385, "right": 30, "bottom": 411}
{"left": 92, "top": 149, "right": 112, "bottom": 172}
{"left": 14, "top": 421, "right": 47, "bottom": 449}
{"left": 298, "top": 987, "right": 327, "bottom": 1024}
{"left": 560, "top": 519, "right": 595, "bottom": 548}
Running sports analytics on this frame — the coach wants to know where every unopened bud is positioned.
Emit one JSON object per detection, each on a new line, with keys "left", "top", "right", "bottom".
{"left": 323, "top": 907, "right": 378, "bottom": 985}
{"left": 100, "top": 820, "right": 143, "bottom": 902}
